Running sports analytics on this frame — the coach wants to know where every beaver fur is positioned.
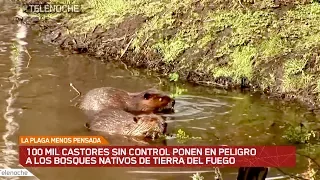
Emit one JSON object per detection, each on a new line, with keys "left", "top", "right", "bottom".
{"left": 79, "top": 87, "right": 175, "bottom": 117}
{"left": 85, "top": 108, "right": 167, "bottom": 139}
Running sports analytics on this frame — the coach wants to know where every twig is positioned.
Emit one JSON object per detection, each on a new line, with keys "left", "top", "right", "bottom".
{"left": 69, "top": 83, "right": 81, "bottom": 102}
{"left": 296, "top": 152, "right": 320, "bottom": 169}
{"left": 214, "top": 167, "right": 223, "bottom": 180}
{"left": 120, "top": 36, "right": 135, "bottom": 58}
{"left": 157, "top": 77, "right": 162, "bottom": 85}
{"left": 195, "top": 80, "right": 227, "bottom": 88}
{"left": 70, "top": 94, "right": 81, "bottom": 102}
{"left": 102, "top": 35, "right": 126, "bottom": 43}
{"left": 141, "top": 34, "right": 151, "bottom": 46}
{"left": 118, "top": 35, "right": 135, "bottom": 76}
{"left": 91, "top": 24, "right": 100, "bottom": 34}
{"left": 70, "top": 83, "right": 81, "bottom": 95}
{"left": 265, "top": 175, "right": 290, "bottom": 180}
{"left": 83, "top": 33, "right": 87, "bottom": 43}
{"left": 66, "top": 28, "right": 70, "bottom": 35}
{"left": 119, "top": 60, "right": 134, "bottom": 76}
{"left": 72, "top": 38, "right": 77, "bottom": 45}
{"left": 238, "top": 0, "right": 246, "bottom": 9}
{"left": 25, "top": 49, "right": 32, "bottom": 68}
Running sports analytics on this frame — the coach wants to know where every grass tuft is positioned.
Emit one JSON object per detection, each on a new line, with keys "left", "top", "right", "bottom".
{"left": 35, "top": 0, "right": 320, "bottom": 104}
{"left": 213, "top": 46, "right": 256, "bottom": 83}
{"left": 282, "top": 58, "right": 313, "bottom": 92}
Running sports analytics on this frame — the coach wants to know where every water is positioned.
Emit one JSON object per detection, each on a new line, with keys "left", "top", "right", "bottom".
{"left": 0, "top": 1, "right": 319, "bottom": 180}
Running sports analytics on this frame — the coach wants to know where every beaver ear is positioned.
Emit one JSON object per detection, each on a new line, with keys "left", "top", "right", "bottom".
{"left": 85, "top": 122, "right": 90, "bottom": 129}
{"left": 133, "top": 116, "right": 140, "bottom": 123}
{"left": 143, "top": 93, "right": 152, "bottom": 100}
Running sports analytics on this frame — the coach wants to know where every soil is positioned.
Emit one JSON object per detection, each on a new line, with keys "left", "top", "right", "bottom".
{"left": 13, "top": 0, "right": 320, "bottom": 113}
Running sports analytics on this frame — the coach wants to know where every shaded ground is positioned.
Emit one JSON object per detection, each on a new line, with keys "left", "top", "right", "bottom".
{"left": 14, "top": 0, "right": 320, "bottom": 110}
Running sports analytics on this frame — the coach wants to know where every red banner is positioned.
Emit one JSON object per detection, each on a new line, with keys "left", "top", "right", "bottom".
{"left": 19, "top": 146, "right": 296, "bottom": 167}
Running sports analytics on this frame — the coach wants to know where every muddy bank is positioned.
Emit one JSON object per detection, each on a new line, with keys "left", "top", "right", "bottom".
{"left": 14, "top": 0, "right": 320, "bottom": 111}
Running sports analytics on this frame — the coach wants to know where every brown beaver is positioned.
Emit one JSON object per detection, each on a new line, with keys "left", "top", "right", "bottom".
{"left": 79, "top": 87, "right": 175, "bottom": 117}
{"left": 85, "top": 109, "right": 167, "bottom": 139}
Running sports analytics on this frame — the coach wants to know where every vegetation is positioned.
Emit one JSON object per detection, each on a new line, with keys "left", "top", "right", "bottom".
{"left": 282, "top": 122, "right": 320, "bottom": 180}
{"left": 169, "top": 85, "right": 187, "bottom": 98}
{"left": 169, "top": 72, "right": 180, "bottom": 82}
{"left": 175, "top": 129, "right": 202, "bottom": 143}
{"left": 283, "top": 124, "right": 316, "bottom": 144}
{"left": 190, "top": 172, "right": 204, "bottom": 180}
{"left": 26, "top": 0, "right": 320, "bottom": 106}
{"left": 17, "top": 0, "right": 320, "bottom": 178}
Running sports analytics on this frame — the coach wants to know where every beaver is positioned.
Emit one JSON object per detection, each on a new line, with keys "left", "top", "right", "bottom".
{"left": 85, "top": 109, "right": 167, "bottom": 139}
{"left": 79, "top": 87, "right": 175, "bottom": 117}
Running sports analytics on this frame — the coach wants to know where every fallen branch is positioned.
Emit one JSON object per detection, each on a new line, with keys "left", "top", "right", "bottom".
{"left": 69, "top": 83, "right": 81, "bottom": 102}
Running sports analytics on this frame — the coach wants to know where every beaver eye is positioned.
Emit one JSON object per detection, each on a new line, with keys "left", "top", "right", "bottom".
{"left": 144, "top": 93, "right": 151, "bottom": 100}
{"left": 133, "top": 117, "right": 139, "bottom": 123}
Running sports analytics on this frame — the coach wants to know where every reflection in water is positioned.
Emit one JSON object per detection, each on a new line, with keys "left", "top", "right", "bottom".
{"left": 165, "top": 95, "right": 232, "bottom": 123}
{"left": 1, "top": 16, "right": 29, "bottom": 179}
{"left": 0, "top": 1, "right": 317, "bottom": 180}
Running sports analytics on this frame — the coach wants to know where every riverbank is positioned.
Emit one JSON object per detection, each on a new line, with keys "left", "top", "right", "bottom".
{"left": 15, "top": 0, "right": 320, "bottom": 110}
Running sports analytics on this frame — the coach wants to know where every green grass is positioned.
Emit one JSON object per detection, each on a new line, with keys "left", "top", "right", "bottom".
{"left": 45, "top": 0, "right": 136, "bottom": 33}
{"left": 131, "top": 13, "right": 176, "bottom": 53}
{"left": 30, "top": 0, "right": 320, "bottom": 104}
{"left": 260, "top": 35, "right": 286, "bottom": 57}
{"left": 283, "top": 124, "right": 316, "bottom": 144}
{"left": 230, "top": 46, "right": 257, "bottom": 82}
{"left": 169, "top": 72, "right": 180, "bottom": 82}
{"left": 70, "top": 0, "right": 132, "bottom": 33}
{"left": 282, "top": 58, "right": 313, "bottom": 92}
{"left": 213, "top": 46, "right": 257, "bottom": 83}
{"left": 153, "top": 36, "right": 190, "bottom": 63}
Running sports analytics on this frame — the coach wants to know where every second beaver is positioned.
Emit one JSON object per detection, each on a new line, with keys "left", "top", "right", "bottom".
{"left": 79, "top": 87, "right": 175, "bottom": 117}
{"left": 85, "top": 109, "right": 167, "bottom": 139}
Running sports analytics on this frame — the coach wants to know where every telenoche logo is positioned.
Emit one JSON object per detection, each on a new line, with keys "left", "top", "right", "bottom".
{"left": 24, "top": 4, "right": 81, "bottom": 13}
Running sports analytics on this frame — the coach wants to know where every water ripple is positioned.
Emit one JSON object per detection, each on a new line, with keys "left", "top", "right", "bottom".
{"left": 164, "top": 95, "right": 232, "bottom": 122}
{"left": 0, "top": 9, "right": 30, "bottom": 179}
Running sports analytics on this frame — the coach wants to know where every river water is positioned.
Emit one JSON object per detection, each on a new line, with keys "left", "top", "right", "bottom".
{"left": 0, "top": 1, "right": 319, "bottom": 180}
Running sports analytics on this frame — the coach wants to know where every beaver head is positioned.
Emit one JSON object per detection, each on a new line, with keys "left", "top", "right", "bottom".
{"left": 128, "top": 89, "right": 175, "bottom": 114}
{"left": 125, "top": 114, "right": 167, "bottom": 139}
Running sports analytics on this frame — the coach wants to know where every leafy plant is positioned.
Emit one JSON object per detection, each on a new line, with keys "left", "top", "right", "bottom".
{"left": 190, "top": 172, "right": 204, "bottom": 180}
{"left": 169, "top": 72, "right": 180, "bottom": 82}
{"left": 283, "top": 125, "right": 316, "bottom": 144}
{"left": 176, "top": 129, "right": 202, "bottom": 143}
